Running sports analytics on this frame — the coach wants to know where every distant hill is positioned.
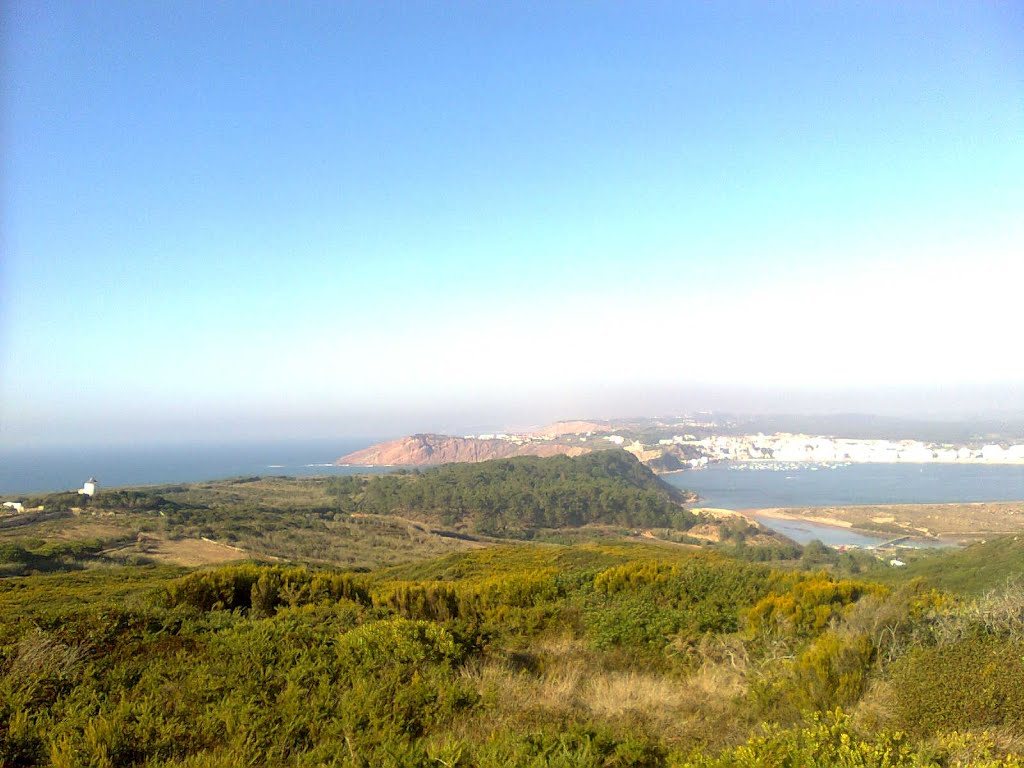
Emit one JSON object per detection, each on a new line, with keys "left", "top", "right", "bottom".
{"left": 533, "top": 420, "right": 611, "bottom": 437}
{"left": 336, "top": 433, "right": 592, "bottom": 466}
{"left": 718, "top": 413, "right": 1024, "bottom": 443}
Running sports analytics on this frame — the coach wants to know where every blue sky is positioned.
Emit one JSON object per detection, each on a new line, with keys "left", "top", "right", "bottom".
{"left": 2, "top": 2, "right": 1022, "bottom": 445}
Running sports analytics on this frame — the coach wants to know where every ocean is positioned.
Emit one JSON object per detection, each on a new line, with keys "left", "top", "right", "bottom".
{"left": 0, "top": 439, "right": 382, "bottom": 495}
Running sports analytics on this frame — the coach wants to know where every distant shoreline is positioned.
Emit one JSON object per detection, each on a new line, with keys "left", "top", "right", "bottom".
{"left": 748, "top": 507, "right": 854, "bottom": 528}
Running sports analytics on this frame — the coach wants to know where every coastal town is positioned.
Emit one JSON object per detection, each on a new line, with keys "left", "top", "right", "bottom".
{"left": 332, "top": 412, "right": 1024, "bottom": 472}
{"left": 651, "top": 433, "right": 1024, "bottom": 467}
{"left": 448, "top": 422, "right": 1024, "bottom": 470}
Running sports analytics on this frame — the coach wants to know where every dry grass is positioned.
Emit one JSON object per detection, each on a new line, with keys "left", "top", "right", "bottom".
{"left": 586, "top": 669, "right": 692, "bottom": 717}
{"left": 3, "top": 475, "right": 484, "bottom": 570}
{"left": 141, "top": 537, "right": 252, "bottom": 567}
{"left": 461, "top": 633, "right": 750, "bottom": 750}
{"left": 237, "top": 516, "right": 478, "bottom": 569}
{"left": 159, "top": 476, "right": 338, "bottom": 510}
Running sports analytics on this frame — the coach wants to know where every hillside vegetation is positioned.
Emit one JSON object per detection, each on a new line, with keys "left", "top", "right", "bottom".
{"left": 0, "top": 453, "right": 712, "bottom": 574}
{"left": 884, "top": 534, "right": 1024, "bottom": 595}
{"left": 2, "top": 454, "right": 1023, "bottom": 766}
{"left": 2, "top": 536, "right": 1024, "bottom": 766}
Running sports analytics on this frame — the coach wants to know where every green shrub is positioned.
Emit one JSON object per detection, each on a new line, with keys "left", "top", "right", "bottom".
{"left": 676, "top": 709, "right": 917, "bottom": 767}
{"left": 746, "top": 576, "right": 889, "bottom": 639}
{"left": 473, "top": 723, "right": 667, "bottom": 768}
{"left": 336, "top": 617, "right": 465, "bottom": 677}
{"left": 751, "top": 631, "right": 875, "bottom": 718}
{"left": 164, "top": 565, "right": 370, "bottom": 613}
{"left": 889, "top": 636, "right": 1024, "bottom": 736}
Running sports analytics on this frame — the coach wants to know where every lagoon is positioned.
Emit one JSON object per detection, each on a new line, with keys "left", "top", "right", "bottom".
{"left": 746, "top": 514, "right": 892, "bottom": 547}
{"left": 661, "top": 461, "right": 1024, "bottom": 546}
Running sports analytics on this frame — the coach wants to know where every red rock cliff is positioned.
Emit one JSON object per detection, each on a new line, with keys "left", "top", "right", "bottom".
{"left": 335, "top": 434, "right": 592, "bottom": 466}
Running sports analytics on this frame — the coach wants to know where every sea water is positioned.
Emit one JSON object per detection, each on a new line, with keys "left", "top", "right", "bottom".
{"left": 0, "top": 438, "right": 383, "bottom": 495}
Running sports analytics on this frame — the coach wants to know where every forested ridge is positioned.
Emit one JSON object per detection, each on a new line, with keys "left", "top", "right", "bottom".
{"left": 326, "top": 451, "right": 698, "bottom": 535}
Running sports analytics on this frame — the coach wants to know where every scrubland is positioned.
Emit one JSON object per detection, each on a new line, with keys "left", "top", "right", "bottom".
{"left": 2, "top": 540, "right": 1024, "bottom": 766}
{"left": 1, "top": 454, "right": 1023, "bottom": 766}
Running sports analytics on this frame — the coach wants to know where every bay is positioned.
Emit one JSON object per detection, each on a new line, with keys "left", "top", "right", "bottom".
{"left": 661, "top": 462, "right": 1024, "bottom": 510}
{"left": 662, "top": 461, "right": 1024, "bottom": 546}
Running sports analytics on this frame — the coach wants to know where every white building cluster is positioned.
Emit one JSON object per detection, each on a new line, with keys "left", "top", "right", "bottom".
{"left": 672, "top": 434, "right": 1024, "bottom": 465}
{"left": 463, "top": 433, "right": 556, "bottom": 444}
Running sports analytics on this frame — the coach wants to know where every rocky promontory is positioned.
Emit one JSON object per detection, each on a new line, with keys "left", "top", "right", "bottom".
{"left": 335, "top": 434, "right": 593, "bottom": 467}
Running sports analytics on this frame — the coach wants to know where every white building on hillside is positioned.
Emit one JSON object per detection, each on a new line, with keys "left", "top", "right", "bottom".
{"left": 981, "top": 445, "right": 1006, "bottom": 462}
{"left": 79, "top": 478, "right": 98, "bottom": 497}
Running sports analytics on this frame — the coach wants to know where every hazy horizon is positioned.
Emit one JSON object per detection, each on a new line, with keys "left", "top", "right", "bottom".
{"left": 3, "top": 3, "right": 1021, "bottom": 448}
{"left": 4, "top": 387, "right": 1024, "bottom": 450}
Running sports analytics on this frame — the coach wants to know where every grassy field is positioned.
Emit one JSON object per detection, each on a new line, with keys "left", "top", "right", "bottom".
{"left": 0, "top": 475, "right": 492, "bottom": 572}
